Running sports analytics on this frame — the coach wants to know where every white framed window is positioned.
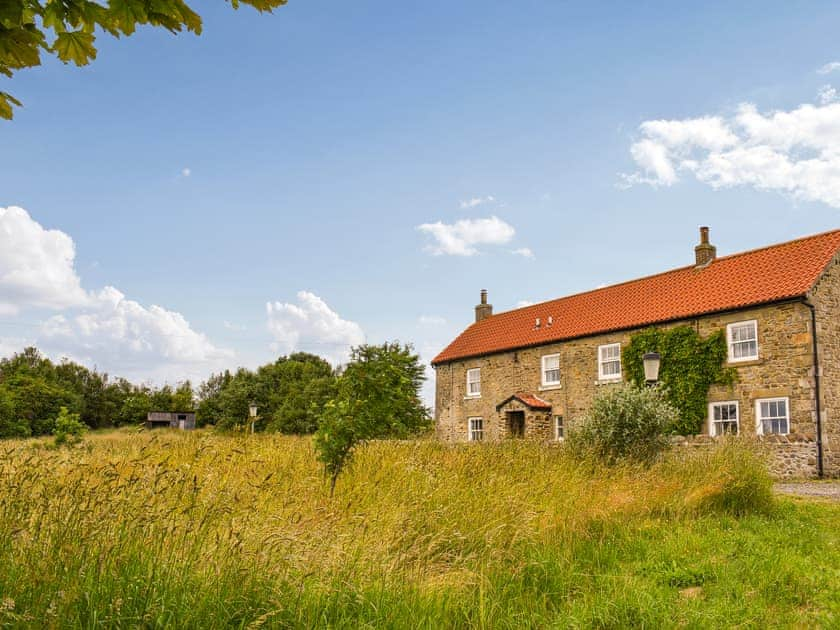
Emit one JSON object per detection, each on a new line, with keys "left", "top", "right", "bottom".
{"left": 727, "top": 320, "right": 758, "bottom": 362}
{"left": 468, "top": 417, "right": 484, "bottom": 441}
{"left": 554, "top": 415, "right": 564, "bottom": 441}
{"left": 756, "top": 397, "right": 789, "bottom": 435}
{"left": 598, "top": 343, "right": 622, "bottom": 380}
{"left": 466, "top": 368, "right": 481, "bottom": 397}
{"left": 709, "top": 401, "right": 739, "bottom": 436}
{"left": 541, "top": 353, "right": 561, "bottom": 387}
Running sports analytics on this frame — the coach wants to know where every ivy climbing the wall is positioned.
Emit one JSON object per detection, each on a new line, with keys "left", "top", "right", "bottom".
{"left": 623, "top": 326, "right": 736, "bottom": 435}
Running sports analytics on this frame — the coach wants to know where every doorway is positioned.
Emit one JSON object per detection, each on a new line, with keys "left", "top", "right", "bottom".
{"left": 507, "top": 411, "right": 525, "bottom": 438}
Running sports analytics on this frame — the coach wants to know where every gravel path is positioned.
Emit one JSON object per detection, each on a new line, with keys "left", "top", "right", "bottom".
{"left": 774, "top": 482, "right": 840, "bottom": 501}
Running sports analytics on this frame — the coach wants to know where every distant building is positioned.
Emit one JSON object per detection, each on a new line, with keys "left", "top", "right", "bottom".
{"left": 146, "top": 411, "right": 196, "bottom": 430}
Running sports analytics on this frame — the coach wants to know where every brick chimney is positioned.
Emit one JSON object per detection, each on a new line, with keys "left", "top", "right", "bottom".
{"left": 694, "top": 226, "right": 717, "bottom": 267}
{"left": 475, "top": 289, "right": 493, "bottom": 322}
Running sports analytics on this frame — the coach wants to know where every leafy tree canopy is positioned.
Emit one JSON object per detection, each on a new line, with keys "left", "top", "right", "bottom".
{"left": 0, "top": 346, "right": 194, "bottom": 438}
{"left": 0, "top": 0, "right": 288, "bottom": 118}
{"left": 314, "top": 342, "right": 431, "bottom": 494}
{"left": 204, "top": 353, "right": 337, "bottom": 433}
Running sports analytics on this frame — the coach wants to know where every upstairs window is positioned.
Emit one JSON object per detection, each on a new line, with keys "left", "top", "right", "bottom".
{"left": 554, "top": 415, "right": 564, "bottom": 441}
{"left": 756, "top": 397, "right": 789, "bottom": 435}
{"left": 727, "top": 320, "right": 758, "bottom": 362}
{"left": 541, "top": 354, "right": 561, "bottom": 387}
{"left": 466, "top": 368, "right": 481, "bottom": 397}
{"left": 709, "top": 401, "right": 739, "bottom": 436}
{"left": 598, "top": 343, "right": 622, "bottom": 380}
{"left": 468, "top": 417, "right": 484, "bottom": 441}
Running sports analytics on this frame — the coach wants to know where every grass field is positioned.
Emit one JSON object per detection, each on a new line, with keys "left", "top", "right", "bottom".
{"left": 0, "top": 430, "right": 838, "bottom": 628}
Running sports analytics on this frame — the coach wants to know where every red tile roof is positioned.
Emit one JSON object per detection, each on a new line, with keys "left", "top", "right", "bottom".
{"left": 496, "top": 393, "right": 552, "bottom": 411}
{"left": 432, "top": 229, "right": 840, "bottom": 365}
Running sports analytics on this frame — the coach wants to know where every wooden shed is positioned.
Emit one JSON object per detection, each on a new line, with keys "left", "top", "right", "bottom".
{"left": 145, "top": 411, "right": 196, "bottom": 430}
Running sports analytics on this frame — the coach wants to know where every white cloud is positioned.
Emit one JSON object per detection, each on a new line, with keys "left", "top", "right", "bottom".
{"left": 817, "top": 61, "right": 840, "bottom": 75}
{"left": 0, "top": 206, "right": 89, "bottom": 314}
{"left": 223, "top": 320, "right": 247, "bottom": 331}
{"left": 418, "top": 315, "right": 447, "bottom": 326}
{"left": 0, "top": 207, "right": 229, "bottom": 382}
{"left": 417, "top": 216, "right": 516, "bottom": 256}
{"left": 266, "top": 291, "right": 365, "bottom": 365}
{"left": 459, "top": 195, "right": 494, "bottom": 209}
{"left": 181, "top": 167, "right": 191, "bottom": 177}
{"left": 623, "top": 100, "right": 840, "bottom": 207}
{"left": 516, "top": 300, "right": 534, "bottom": 308}
{"left": 512, "top": 247, "right": 535, "bottom": 259}
{"left": 39, "top": 286, "right": 231, "bottom": 380}
{"left": 818, "top": 85, "right": 837, "bottom": 105}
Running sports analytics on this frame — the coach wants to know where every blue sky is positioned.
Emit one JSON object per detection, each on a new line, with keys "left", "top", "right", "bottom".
{"left": 2, "top": 1, "right": 840, "bottom": 402}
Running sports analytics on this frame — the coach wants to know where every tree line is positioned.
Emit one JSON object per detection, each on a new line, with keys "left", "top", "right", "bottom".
{"left": 0, "top": 343, "right": 431, "bottom": 443}
{"left": 0, "top": 347, "right": 194, "bottom": 438}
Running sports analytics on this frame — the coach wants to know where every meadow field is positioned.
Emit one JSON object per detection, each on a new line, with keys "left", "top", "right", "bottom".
{"left": 0, "top": 431, "right": 838, "bottom": 628}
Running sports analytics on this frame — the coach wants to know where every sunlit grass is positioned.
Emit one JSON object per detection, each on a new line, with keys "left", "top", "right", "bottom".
{"left": 0, "top": 431, "right": 836, "bottom": 627}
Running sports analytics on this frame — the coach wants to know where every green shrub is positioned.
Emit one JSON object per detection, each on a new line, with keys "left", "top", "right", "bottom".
{"left": 52, "top": 407, "right": 88, "bottom": 446}
{"left": 567, "top": 383, "right": 677, "bottom": 465}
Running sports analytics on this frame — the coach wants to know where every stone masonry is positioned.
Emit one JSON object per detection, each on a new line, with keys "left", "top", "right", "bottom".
{"left": 435, "top": 299, "right": 828, "bottom": 478}
{"left": 811, "top": 251, "right": 840, "bottom": 474}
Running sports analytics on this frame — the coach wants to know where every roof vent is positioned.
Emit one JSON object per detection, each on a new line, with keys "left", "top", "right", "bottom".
{"left": 535, "top": 317, "right": 541, "bottom": 329}
{"left": 547, "top": 316, "right": 553, "bottom": 326}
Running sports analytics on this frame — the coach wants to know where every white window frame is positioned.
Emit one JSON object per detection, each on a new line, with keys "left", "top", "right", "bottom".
{"left": 541, "top": 353, "right": 561, "bottom": 387}
{"left": 468, "top": 417, "right": 484, "bottom": 441}
{"left": 597, "top": 343, "right": 622, "bottom": 381}
{"left": 727, "top": 320, "right": 759, "bottom": 363}
{"left": 554, "top": 415, "right": 564, "bottom": 441}
{"left": 708, "top": 401, "right": 740, "bottom": 436}
{"left": 466, "top": 368, "right": 481, "bottom": 397}
{"left": 755, "top": 397, "right": 790, "bottom": 436}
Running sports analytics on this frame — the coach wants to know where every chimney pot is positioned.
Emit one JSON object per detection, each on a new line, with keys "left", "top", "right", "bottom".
{"left": 475, "top": 290, "right": 493, "bottom": 322}
{"left": 695, "top": 226, "right": 717, "bottom": 267}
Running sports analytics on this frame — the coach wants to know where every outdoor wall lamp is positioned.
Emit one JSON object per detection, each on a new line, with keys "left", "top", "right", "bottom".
{"left": 643, "top": 352, "right": 661, "bottom": 385}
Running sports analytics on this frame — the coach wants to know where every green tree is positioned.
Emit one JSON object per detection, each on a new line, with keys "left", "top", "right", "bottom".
{"left": 196, "top": 370, "right": 231, "bottom": 426}
{"left": 118, "top": 388, "right": 153, "bottom": 425}
{"left": 52, "top": 406, "right": 87, "bottom": 446}
{"left": 264, "top": 353, "right": 336, "bottom": 434}
{"left": 171, "top": 381, "right": 194, "bottom": 412}
{"left": 0, "top": 388, "right": 29, "bottom": 438}
{"left": 314, "top": 342, "right": 431, "bottom": 494}
{"left": 0, "top": 0, "right": 288, "bottom": 119}
{"left": 0, "top": 348, "right": 81, "bottom": 435}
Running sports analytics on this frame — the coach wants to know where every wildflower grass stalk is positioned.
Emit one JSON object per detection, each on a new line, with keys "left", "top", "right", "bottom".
{"left": 0, "top": 431, "right": 836, "bottom": 627}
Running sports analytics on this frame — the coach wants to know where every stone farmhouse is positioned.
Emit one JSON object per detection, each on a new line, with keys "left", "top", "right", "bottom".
{"left": 431, "top": 227, "right": 840, "bottom": 478}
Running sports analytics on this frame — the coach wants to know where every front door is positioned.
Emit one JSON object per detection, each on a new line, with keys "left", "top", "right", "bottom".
{"left": 507, "top": 411, "right": 525, "bottom": 438}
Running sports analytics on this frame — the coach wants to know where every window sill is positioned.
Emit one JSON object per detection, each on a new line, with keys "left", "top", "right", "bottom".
{"left": 727, "top": 358, "right": 762, "bottom": 367}
{"left": 464, "top": 395, "right": 482, "bottom": 401}
{"left": 538, "top": 384, "right": 562, "bottom": 392}
{"left": 594, "top": 378, "right": 623, "bottom": 386}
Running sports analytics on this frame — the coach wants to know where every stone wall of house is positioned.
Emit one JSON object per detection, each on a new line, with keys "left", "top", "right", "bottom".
{"left": 434, "top": 301, "right": 822, "bottom": 477}
{"left": 670, "top": 435, "right": 818, "bottom": 478}
{"left": 811, "top": 252, "right": 840, "bottom": 477}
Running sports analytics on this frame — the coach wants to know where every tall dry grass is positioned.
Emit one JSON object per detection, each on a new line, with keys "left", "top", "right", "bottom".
{"left": 0, "top": 431, "right": 813, "bottom": 627}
